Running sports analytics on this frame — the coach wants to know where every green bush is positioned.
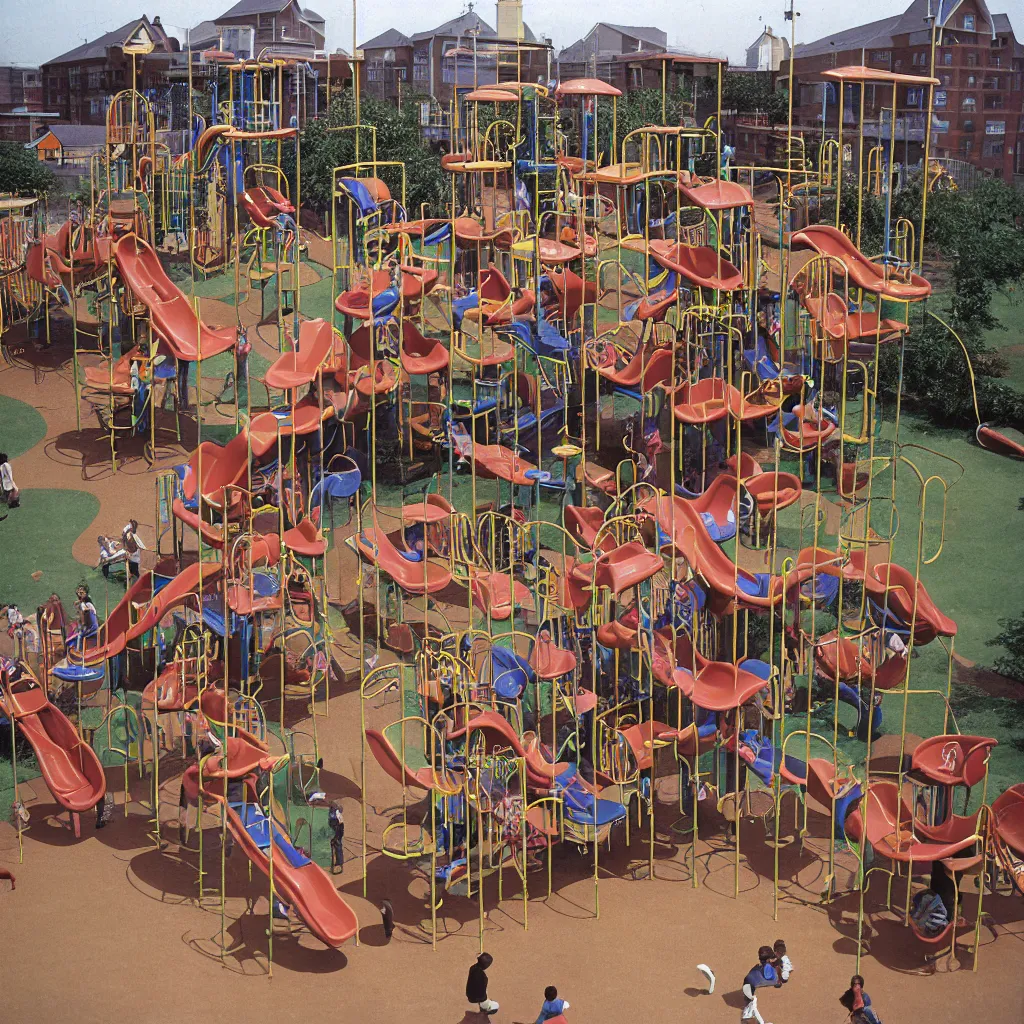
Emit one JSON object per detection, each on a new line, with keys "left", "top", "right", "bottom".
{"left": 824, "top": 175, "right": 1024, "bottom": 429}
{"left": 0, "top": 140, "right": 56, "bottom": 195}
{"left": 289, "top": 91, "right": 446, "bottom": 219}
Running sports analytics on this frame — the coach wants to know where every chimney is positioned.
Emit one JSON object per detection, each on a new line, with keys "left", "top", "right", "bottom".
{"left": 496, "top": 0, "right": 524, "bottom": 41}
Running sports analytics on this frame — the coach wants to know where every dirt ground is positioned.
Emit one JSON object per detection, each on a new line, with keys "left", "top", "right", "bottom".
{"left": 2, "top": 662, "right": 1024, "bottom": 1024}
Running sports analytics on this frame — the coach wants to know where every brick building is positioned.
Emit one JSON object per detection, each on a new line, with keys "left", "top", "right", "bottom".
{"left": 0, "top": 65, "right": 55, "bottom": 143}
{"left": 41, "top": 16, "right": 179, "bottom": 126}
{"left": 788, "top": 0, "right": 1024, "bottom": 179}
{"left": 213, "top": 0, "right": 326, "bottom": 60}
{"left": 359, "top": 11, "right": 547, "bottom": 108}
{"left": 556, "top": 23, "right": 669, "bottom": 80}
{"left": 556, "top": 23, "right": 724, "bottom": 111}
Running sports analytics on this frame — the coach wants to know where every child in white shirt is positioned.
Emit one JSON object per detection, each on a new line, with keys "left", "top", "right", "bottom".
{"left": 773, "top": 939, "right": 793, "bottom": 983}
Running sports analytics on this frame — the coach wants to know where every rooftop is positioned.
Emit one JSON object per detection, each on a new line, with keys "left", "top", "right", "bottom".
{"left": 31, "top": 123, "right": 107, "bottom": 148}
{"left": 45, "top": 16, "right": 173, "bottom": 66}
{"left": 411, "top": 12, "right": 495, "bottom": 43}
{"left": 795, "top": 0, "right": 1016, "bottom": 59}
{"left": 360, "top": 28, "right": 414, "bottom": 51}
{"left": 217, "top": 0, "right": 293, "bottom": 18}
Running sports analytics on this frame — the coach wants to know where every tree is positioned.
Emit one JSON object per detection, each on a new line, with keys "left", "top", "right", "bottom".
{"left": 717, "top": 72, "right": 788, "bottom": 125}
{"left": 989, "top": 613, "right": 1024, "bottom": 683}
{"left": 289, "top": 91, "right": 446, "bottom": 220}
{"left": 825, "top": 175, "right": 1024, "bottom": 429}
{"left": 594, "top": 88, "right": 693, "bottom": 160}
{"left": 0, "top": 141, "right": 56, "bottom": 196}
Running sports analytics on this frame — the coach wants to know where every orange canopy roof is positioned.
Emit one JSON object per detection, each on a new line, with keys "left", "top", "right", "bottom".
{"left": 555, "top": 78, "right": 622, "bottom": 97}
{"left": 464, "top": 88, "right": 520, "bottom": 102}
{"left": 822, "top": 65, "right": 940, "bottom": 86}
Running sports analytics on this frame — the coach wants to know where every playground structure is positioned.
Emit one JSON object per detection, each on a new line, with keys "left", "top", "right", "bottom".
{"left": 1, "top": 34, "right": 1023, "bottom": 988}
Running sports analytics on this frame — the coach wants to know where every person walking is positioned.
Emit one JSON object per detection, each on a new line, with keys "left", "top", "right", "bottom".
{"left": 466, "top": 952, "right": 498, "bottom": 1015}
{"left": 0, "top": 452, "right": 19, "bottom": 507}
{"left": 741, "top": 946, "right": 778, "bottom": 1024}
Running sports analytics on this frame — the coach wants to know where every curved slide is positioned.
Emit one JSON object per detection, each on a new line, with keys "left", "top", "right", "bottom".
{"left": 115, "top": 234, "right": 237, "bottom": 361}
{"left": 0, "top": 667, "right": 106, "bottom": 828}
{"left": 202, "top": 733, "right": 358, "bottom": 948}
{"left": 791, "top": 224, "right": 931, "bottom": 301}
{"left": 640, "top": 492, "right": 803, "bottom": 611}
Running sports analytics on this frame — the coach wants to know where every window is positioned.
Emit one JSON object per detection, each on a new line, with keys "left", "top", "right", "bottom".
{"left": 960, "top": 138, "right": 973, "bottom": 155}
{"left": 367, "top": 64, "right": 382, "bottom": 81}
{"left": 413, "top": 63, "right": 428, "bottom": 81}
{"left": 990, "top": 55, "right": 1002, "bottom": 67}
{"left": 966, "top": 52, "right": 978, "bottom": 66}
{"left": 962, "top": 119, "right": 974, "bottom": 132}
{"left": 871, "top": 50, "right": 890, "bottom": 63}
{"left": 396, "top": 67, "right": 407, "bottom": 81}
{"left": 966, "top": 75, "right": 976, "bottom": 87}
{"left": 383, "top": 48, "right": 396, "bottom": 62}
{"left": 985, "top": 95, "right": 1004, "bottom": 109}
{"left": 942, "top": 74, "right": 951, "bottom": 86}
{"left": 963, "top": 95, "right": 976, "bottom": 109}
{"left": 89, "top": 98, "right": 101, "bottom": 116}
{"left": 986, "top": 119, "right": 1006, "bottom": 134}
{"left": 907, "top": 87, "right": 923, "bottom": 105}
{"left": 913, "top": 51, "right": 927, "bottom": 66}
{"left": 87, "top": 70, "right": 101, "bottom": 90}
{"left": 280, "top": 24, "right": 289, "bottom": 39}
{"left": 943, "top": 51, "right": 953, "bottom": 65}
{"left": 935, "top": 90, "right": 947, "bottom": 107}
{"left": 983, "top": 139, "right": 1004, "bottom": 156}
{"left": 963, "top": 14, "right": 975, "bottom": 30}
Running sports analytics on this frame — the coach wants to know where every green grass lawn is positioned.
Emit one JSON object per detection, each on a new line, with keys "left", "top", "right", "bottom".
{"left": 0, "top": 394, "right": 46, "bottom": 460}
{"left": 984, "top": 288, "right": 1024, "bottom": 390}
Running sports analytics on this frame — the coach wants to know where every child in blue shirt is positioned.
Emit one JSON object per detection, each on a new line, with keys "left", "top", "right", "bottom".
{"left": 741, "top": 947, "right": 777, "bottom": 1023}
{"left": 536, "top": 985, "right": 570, "bottom": 1023}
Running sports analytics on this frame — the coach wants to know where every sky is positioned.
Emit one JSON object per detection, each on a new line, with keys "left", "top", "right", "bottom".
{"left": 2, "top": 0, "right": 1024, "bottom": 68}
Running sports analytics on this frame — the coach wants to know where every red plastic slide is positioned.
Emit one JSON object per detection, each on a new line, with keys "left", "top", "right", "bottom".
{"left": 201, "top": 731, "right": 358, "bottom": 948}
{"left": 365, "top": 727, "right": 464, "bottom": 794}
{"left": 0, "top": 667, "right": 106, "bottom": 828}
{"left": 352, "top": 518, "right": 452, "bottom": 594}
{"left": 844, "top": 781, "right": 979, "bottom": 863}
{"left": 864, "top": 562, "right": 956, "bottom": 644}
{"left": 115, "top": 234, "right": 237, "bottom": 361}
{"left": 125, "top": 560, "right": 225, "bottom": 642}
{"left": 791, "top": 224, "right": 932, "bottom": 301}
{"left": 639, "top": 492, "right": 797, "bottom": 611}
{"left": 646, "top": 240, "right": 744, "bottom": 292}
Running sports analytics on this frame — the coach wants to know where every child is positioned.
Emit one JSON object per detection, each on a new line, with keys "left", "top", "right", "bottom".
{"left": 75, "top": 585, "right": 98, "bottom": 641}
{"left": 772, "top": 939, "right": 793, "bottom": 984}
{"left": 535, "top": 986, "right": 569, "bottom": 1023}
{"left": 841, "top": 975, "right": 881, "bottom": 1022}
{"left": 741, "top": 947, "right": 777, "bottom": 1024}
{"left": 121, "top": 519, "right": 145, "bottom": 578}
{"left": 0, "top": 452, "right": 19, "bottom": 507}
{"left": 328, "top": 801, "right": 345, "bottom": 873}
{"left": 466, "top": 952, "right": 498, "bottom": 1016}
